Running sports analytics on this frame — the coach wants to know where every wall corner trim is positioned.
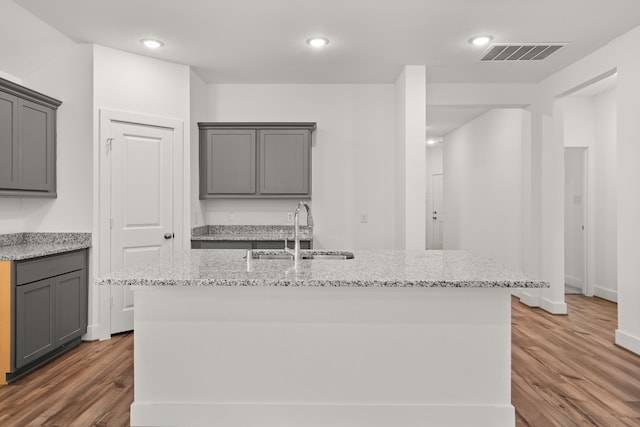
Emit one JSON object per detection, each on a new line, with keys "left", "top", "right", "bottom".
{"left": 615, "top": 329, "right": 640, "bottom": 356}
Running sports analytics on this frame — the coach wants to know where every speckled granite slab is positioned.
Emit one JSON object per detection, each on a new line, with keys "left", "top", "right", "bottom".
{"left": 191, "top": 225, "right": 313, "bottom": 241}
{"left": 0, "top": 232, "right": 92, "bottom": 260}
{"left": 96, "top": 249, "right": 548, "bottom": 289}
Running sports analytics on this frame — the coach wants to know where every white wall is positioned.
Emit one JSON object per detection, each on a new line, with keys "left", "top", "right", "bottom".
{"left": 395, "top": 73, "right": 407, "bottom": 250}
{"left": 443, "top": 109, "right": 523, "bottom": 271}
{"left": 0, "top": 0, "right": 80, "bottom": 235}
{"left": 190, "top": 69, "right": 208, "bottom": 228}
{"left": 204, "top": 84, "right": 396, "bottom": 250}
{"left": 0, "top": 45, "right": 94, "bottom": 235}
{"left": 20, "top": 44, "right": 94, "bottom": 233}
{"left": 594, "top": 89, "right": 617, "bottom": 301}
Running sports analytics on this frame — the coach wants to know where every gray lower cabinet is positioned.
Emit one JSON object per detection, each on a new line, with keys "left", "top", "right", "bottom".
{"left": 199, "top": 122, "right": 315, "bottom": 199}
{"left": 191, "top": 240, "right": 311, "bottom": 250}
{"left": 9, "top": 249, "right": 88, "bottom": 380}
{"left": 0, "top": 77, "right": 61, "bottom": 198}
{"left": 15, "top": 278, "right": 55, "bottom": 368}
{"left": 195, "top": 241, "right": 253, "bottom": 250}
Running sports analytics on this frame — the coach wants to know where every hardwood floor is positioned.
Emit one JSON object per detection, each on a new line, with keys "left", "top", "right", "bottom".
{"left": 0, "top": 296, "right": 638, "bottom": 426}
{"left": 513, "top": 295, "right": 640, "bottom": 426}
{"left": 0, "top": 332, "right": 133, "bottom": 427}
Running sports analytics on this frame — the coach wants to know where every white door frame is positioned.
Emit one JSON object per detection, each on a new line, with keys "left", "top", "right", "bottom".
{"left": 97, "top": 109, "right": 185, "bottom": 338}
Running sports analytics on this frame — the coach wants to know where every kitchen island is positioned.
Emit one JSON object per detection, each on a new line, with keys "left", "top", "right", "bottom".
{"left": 98, "top": 249, "right": 547, "bottom": 427}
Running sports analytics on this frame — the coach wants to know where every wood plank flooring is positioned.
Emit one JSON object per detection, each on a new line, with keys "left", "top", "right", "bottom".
{"left": 0, "top": 295, "right": 638, "bottom": 426}
{"left": 0, "top": 332, "right": 133, "bottom": 427}
{"left": 513, "top": 295, "right": 640, "bottom": 426}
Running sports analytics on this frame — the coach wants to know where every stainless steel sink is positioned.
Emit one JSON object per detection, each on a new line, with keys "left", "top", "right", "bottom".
{"left": 247, "top": 250, "right": 354, "bottom": 260}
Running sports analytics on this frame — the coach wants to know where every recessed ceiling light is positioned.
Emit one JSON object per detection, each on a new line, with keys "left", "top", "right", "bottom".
{"left": 469, "top": 35, "right": 493, "bottom": 46}
{"left": 306, "top": 37, "right": 329, "bottom": 48}
{"left": 141, "top": 39, "right": 164, "bottom": 49}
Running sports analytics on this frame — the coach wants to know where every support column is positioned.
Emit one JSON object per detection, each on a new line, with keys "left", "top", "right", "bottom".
{"left": 395, "top": 66, "right": 426, "bottom": 250}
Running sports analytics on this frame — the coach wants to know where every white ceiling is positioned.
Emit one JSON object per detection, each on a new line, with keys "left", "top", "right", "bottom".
{"left": 6, "top": 0, "right": 637, "bottom": 135}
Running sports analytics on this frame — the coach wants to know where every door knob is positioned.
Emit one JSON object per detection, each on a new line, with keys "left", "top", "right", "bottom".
{"left": 164, "top": 233, "right": 174, "bottom": 239}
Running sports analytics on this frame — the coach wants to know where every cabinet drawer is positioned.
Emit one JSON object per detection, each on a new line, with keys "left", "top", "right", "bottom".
{"left": 16, "top": 250, "right": 86, "bottom": 286}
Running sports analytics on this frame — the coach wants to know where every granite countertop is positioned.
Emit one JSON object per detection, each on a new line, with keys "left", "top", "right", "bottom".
{"left": 96, "top": 249, "right": 548, "bottom": 289}
{"left": 0, "top": 233, "right": 92, "bottom": 261}
{"left": 191, "top": 225, "right": 313, "bottom": 241}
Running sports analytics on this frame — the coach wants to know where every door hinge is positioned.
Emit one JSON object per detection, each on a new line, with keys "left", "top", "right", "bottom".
{"left": 110, "top": 218, "right": 114, "bottom": 229}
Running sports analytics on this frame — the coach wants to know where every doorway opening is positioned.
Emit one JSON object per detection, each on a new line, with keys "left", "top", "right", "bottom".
{"left": 564, "top": 147, "right": 587, "bottom": 295}
{"left": 560, "top": 70, "right": 618, "bottom": 302}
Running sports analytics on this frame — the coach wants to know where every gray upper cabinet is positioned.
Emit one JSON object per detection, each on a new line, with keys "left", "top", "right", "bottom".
{"left": 201, "top": 129, "right": 256, "bottom": 196}
{"left": 259, "top": 129, "right": 310, "bottom": 195}
{"left": 0, "top": 91, "right": 19, "bottom": 189}
{"left": 0, "top": 78, "right": 61, "bottom": 198}
{"left": 199, "top": 122, "right": 316, "bottom": 199}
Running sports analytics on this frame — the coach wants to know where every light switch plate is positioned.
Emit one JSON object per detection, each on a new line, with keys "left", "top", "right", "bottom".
{"left": 360, "top": 211, "right": 369, "bottom": 223}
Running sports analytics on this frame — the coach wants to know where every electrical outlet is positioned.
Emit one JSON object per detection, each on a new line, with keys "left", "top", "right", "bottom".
{"left": 228, "top": 212, "right": 235, "bottom": 222}
{"left": 287, "top": 212, "right": 294, "bottom": 222}
{"left": 360, "top": 211, "right": 369, "bottom": 223}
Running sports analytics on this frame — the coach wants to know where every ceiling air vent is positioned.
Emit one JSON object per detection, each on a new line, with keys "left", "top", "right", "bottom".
{"left": 480, "top": 43, "right": 567, "bottom": 61}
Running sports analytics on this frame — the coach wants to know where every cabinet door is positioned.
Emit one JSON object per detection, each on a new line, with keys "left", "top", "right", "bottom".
{"left": 17, "top": 99, "right": 55, "bottom": 192}
{"left": 259, "top": 129, "right": 310, "bottom": 195}
{"left": 55, "top": 270, "right": 87, "bottom": 345}
{"left": 15, "top": 278, "right": 55, "bottom": 369}
{"left": 201, "top": 129, "right": 256, "bottom": 196}
{"left": 0, "top": 91, "right": 18, "bottom": 189}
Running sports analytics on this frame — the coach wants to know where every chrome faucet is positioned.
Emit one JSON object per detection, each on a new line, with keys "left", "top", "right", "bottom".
{"left": 285, "top": 201, "right": 314, "bottom": 265}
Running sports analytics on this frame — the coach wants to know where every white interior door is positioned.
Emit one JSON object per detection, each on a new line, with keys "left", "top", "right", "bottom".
{"left": 432, "top": 174, "right": 444, "bottom": 249}
{"left": 564, "top": 147, "right": 587, "bottom": 294}
{"left": 108, "top": 120, "right": 175, "bottom": 333}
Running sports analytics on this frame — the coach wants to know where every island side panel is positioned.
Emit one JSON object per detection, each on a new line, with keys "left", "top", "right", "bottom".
{"left": 130, "top": 286, "right": 514, "bottom": 427}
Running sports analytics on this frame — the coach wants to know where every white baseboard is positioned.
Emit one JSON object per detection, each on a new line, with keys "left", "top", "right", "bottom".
{"left": 82, "top": 323, "right": 111, "bottom": 341}
{"left": 594, "top": 286, "right": 617, "bottom": 303}
{"left": 131, "top": 403, "right": 516, "bottom": 427}
{"left": 518, "top": 292, "right": 567, "bottom": 315}
{"left": 540, "top": 296, "right": 567, "bottom": 314}
{"left": 82, "top": 324, "right": 101, "bottom": 341}
{"left": 518, "top": 291, "right": 540, "bottom": 308}
{"left": 564, "top": 275, "right": 583, "bottom": 288}
{"left": 615, "top": 329, "right": 640, "bottom": 356}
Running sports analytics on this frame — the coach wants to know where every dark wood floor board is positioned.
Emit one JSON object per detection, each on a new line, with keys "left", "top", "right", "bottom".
{"left": 1, "top": 296, "right": 639, "bottom": 426}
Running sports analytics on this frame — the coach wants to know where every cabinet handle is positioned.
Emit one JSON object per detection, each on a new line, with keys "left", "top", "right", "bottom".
{"left": 164, "top": 233, "right": 174, "bottom": 240}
